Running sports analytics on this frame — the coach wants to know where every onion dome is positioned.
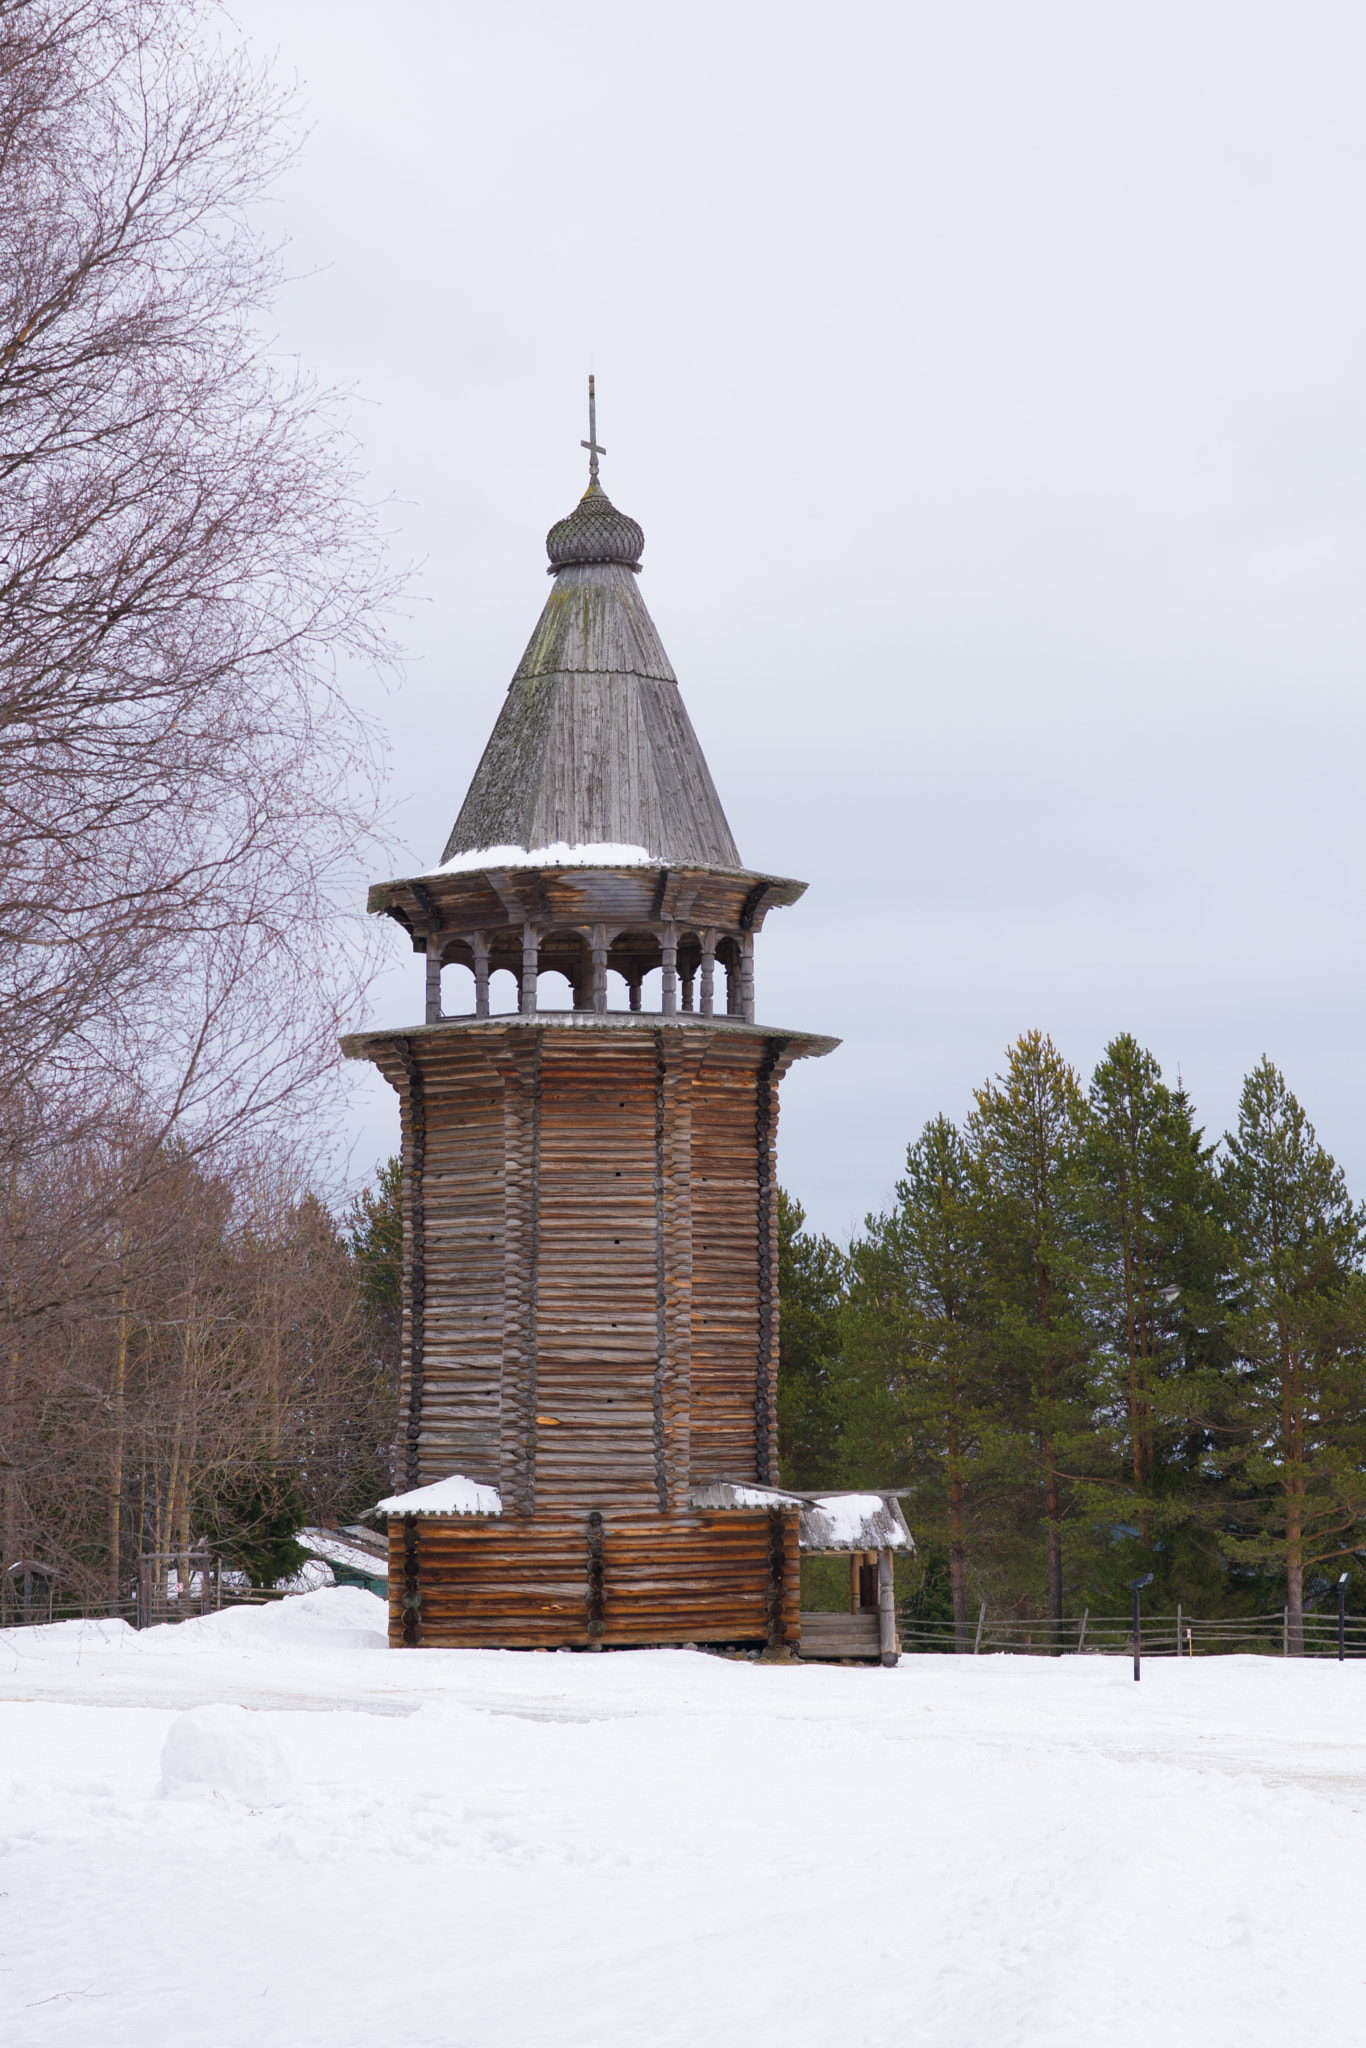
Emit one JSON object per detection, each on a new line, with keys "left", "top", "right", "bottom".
{"left": 546, "top": 480, "right": 644, "bottom": 572}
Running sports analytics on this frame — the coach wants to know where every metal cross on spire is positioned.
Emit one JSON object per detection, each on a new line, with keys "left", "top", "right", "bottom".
{"left": 581, "top": 373, "right": 606, "bottom": 485}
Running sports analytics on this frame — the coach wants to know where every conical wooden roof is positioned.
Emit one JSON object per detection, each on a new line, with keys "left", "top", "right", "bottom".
{"left": 440, "top": 483, "right": 742, "bottom": 869}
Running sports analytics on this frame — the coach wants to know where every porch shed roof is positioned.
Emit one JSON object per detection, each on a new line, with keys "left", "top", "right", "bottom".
{"left": 688, "top": 1483, "right": 914, "bottom": 1554}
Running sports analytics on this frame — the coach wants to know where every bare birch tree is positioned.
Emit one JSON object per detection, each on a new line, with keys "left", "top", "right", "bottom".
{"left": 0, "top": 0, "right": 403, "bottom": 1598}
{"left": 0, "top": 0, "right": 396, "bottom": 1140}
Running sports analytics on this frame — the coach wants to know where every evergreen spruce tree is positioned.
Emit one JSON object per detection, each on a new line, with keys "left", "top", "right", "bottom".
{"left": 775, "top": 1189, "right": 847, "bottom": 1487}
{"left": 344, "top": 1155, "right": 403, "bottom": 1351}
{"left": 1219, "top": 1060, "right": 1366, "bottom": 1652}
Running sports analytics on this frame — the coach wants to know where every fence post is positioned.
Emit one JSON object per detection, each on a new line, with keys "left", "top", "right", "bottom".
{"left": 1283, "top": 1606, "right": 1288, "bottom": 1657}
{"left": 1078, "top": 1609, "right": 1088, "bottom": 1652}
{"left": 1176, "top": 1603, "right": 1181, "bottom": 1657}
{"left": 973, "top": 1599, "right": 986, "bottom": 1654}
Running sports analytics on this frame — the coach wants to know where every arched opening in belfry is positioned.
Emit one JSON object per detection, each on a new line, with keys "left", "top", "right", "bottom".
{"left": 440, "top": 959, "right": 477, "bottom": 1015}
{"left": 676, "top": 930, "right": 702, "bottom": 1011}
{"left": 715, "top": 934, "right": 743, "bottom": 1017}
{"left": 607, "top": 928, "right": 663, "bottom": 1012}
{"left": 487, "top": 965, "right": 521, "bottom": 1014}
{"left": 673, "top": 929, "right": 746, "bottom": 1017}
{"left": 537, "top": 929, "right": 589, "bottom": 1010}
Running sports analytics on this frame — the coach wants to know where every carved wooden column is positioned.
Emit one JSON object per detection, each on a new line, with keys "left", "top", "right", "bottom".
{"left": 425, "top": 946, "right": 442, "bottom": 1024}
{"left": 474, "top": 931, "right": 490, "bottom": 1018}
{"left": 591, "top": 923, "right": 608, "bottom": 1013}
{"left": 661, "top": 922, "right": 677, "bottom": 1015}
{"left": 700, "top": 930, "right": 716, "bottom": 1017}
{"left": 520, "top": 922, "right": 539, "bottom": 1015}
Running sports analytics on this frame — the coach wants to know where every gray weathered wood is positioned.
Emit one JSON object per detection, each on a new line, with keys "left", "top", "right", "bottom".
{"left": 338, "top": 440, "right": 904, "bottom": 1651}
{"left": 878, "top": 1548, "right": 898, "bottom": 1666}
{"left": 442, "top": 559, "right": 742, "bottom": 870}
{"left": 795, "top": 1611, "right": 882, "bottom": 1660}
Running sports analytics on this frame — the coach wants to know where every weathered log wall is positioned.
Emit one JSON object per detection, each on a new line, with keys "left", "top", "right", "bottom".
{"left": 388, "top": 1507, "right": 802, "bottom": 1650}
{"left": 535, "top": 1032, "right": 660, "bottom": 1513}
{"left": 369, "top": 1019, "right": 799, "bottom": 1508}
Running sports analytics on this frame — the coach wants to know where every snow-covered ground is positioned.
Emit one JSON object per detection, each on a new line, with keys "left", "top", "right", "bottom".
{"left": 3, "top": 1588, "right": 1363, "bottom": 2047}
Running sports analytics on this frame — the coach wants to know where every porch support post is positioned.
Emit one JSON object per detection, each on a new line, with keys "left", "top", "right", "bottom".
{"left": 878, "top": 1548, "right": 898, "bottom": 1667}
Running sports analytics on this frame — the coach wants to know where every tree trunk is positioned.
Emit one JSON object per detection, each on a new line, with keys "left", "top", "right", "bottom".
{"left": 946, "top": 1386, "right": 969, "bottom": 1649}
{"left": 1045, "top": 1444, "right": 1063, "bottom": 1628}
{"left": 108, "top": 1294, "right": 128, "bottom": 1610}
{"left": 1, "top": 1341, "right": 17, "bottom": 1578}
{"left": 1285, "top": 1487, "right": 1305, "bottom": 1657}
{"left": 949, "top": 1470, "right": 968, "bottom": 1650}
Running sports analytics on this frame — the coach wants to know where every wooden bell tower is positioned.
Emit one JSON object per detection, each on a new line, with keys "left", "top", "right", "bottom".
{"left": 343, "top": 383, "right": 839, "bottom": 1650}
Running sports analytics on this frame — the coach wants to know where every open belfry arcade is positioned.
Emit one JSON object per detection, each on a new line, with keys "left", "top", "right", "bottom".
{"left": 344, "top": 382, "right": 911, "bottom": 1662}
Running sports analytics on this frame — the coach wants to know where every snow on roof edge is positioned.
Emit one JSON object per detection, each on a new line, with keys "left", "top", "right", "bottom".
{"left": 688, "top": 1481, "right": 913, "bottom": 1552}
{"left": 298, "top": 1529, "right": 389, "bottom": 1577}
{"left": 428, "top": 841, "right": 654, "bottom": 877}
{"left": 376, "top": 1474, "right": 503, "bottom": 1518}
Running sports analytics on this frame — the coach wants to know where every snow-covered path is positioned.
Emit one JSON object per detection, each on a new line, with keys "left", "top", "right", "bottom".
{"left": 2, "top": 1588, "right": 1363, "bottom": 2047}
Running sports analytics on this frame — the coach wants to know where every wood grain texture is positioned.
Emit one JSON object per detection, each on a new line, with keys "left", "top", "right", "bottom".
{"left": 356, "top": 986, "right": 832, "bottom": 1638}
{"left": 387, "top": 1508, "right": 801, "bottom": 1651}
{"left": 441, "top": 560, "right": 741, "bottom": 870}
{"left": 795, "top": 1611, "right": 883, "bottom": 1660}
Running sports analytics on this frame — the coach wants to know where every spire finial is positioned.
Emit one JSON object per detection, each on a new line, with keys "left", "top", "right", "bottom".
{"left": 580, "top": 373, "right": 606, "bottom": 487}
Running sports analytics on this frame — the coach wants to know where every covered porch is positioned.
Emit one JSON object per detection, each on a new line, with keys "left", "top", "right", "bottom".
{"left": 689, "top": 1484, "right": 913, "bottom": 1665}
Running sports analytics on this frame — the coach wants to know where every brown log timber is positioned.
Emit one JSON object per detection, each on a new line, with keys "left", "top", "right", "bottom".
{"left": 386, "top": 1507, "right": 802, "bottom": 1651}
{"left": 347, "top": 1016, "right": 833, "bottom": 1519}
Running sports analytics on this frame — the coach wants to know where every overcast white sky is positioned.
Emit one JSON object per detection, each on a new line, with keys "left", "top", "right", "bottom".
{"left": 233, "top": 0, "right": 1366, "bottom": 1240}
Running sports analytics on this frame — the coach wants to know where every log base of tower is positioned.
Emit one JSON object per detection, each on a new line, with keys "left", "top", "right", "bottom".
{"left": 389, "top": 1507, "right": 801, "bottom": 1652}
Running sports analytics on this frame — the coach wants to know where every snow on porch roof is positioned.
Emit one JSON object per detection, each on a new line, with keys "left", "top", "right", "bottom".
{"left": 376, "top": 1475, "right": 503, "bottom": 1518}
{"left": 297, "top": 1529, "right": 390, "bottom": 1579}
{"left": 689, "top": 1482, "right": 914, "bottom": 1554}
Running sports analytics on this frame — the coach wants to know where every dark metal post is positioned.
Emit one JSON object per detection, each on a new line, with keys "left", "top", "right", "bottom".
{"left": 1339, "top": 1572, "right": 1349, "bottom": 1662}
{"left": 1129, "top": 1573, "right": 1153, "bottom": 1682}
{"left": 1132, "top": 1585, "right": 1140, "bottom": 1681}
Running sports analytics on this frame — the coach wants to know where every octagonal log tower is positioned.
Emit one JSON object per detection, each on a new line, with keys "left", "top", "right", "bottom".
{"left": 343, "top": 397, "right": 838, "bottom": 1650}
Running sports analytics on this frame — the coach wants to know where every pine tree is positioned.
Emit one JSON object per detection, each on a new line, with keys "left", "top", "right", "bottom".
{"left": 1219, "top": 1060, "right": 1366, "bottom": 1652}
{"left": 1077, "top": 1035, "right": 1231, "bottom": 1599}
{"left": 968, "top": 1031, "right": 1090, "bottom": 1624}
{"left": 840, "top": 1115, "right": 1001, "bottom": 1644}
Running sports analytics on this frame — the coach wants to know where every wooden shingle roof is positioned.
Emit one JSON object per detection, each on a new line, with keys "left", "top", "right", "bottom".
{"left": 441, "top": 486, "right": 742, "bottom": 870}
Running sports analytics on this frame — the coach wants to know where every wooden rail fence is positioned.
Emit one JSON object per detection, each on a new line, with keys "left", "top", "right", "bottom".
{"left": 898, "top": 1605, "right": 1366, "bottom": 1657}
